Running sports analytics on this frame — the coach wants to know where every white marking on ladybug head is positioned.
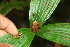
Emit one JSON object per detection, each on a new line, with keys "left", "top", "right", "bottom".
{"left": 33, "top": 21, "right": 38, "bottom": 24}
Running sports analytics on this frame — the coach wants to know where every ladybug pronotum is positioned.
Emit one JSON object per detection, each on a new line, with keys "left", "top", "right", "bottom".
{"left": 31, "top": 21, "right": 39, "bottom": 33}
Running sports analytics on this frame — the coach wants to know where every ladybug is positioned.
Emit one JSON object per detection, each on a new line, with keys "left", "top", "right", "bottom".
{"left": 31, "top": 21, "right": 39, "bottom": 33}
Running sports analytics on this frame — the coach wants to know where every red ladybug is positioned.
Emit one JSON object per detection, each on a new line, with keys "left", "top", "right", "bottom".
{"left": 31, "top": 21, "right": 39, "bottom": 33}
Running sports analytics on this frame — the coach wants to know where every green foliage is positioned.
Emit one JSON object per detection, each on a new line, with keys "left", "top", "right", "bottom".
{"left": 1, "top": 0, "right": 68, "bottom": 47}
{"left": 0, "top": 28, "right": 35, "bottom": 47}
{"left": 36, "top": 23, "right": 70, "bottom": 46}
{"left": 0, "top": 1, "right": 27, "bottom": 16}
{"left": 29, "top": 0, "right": 60, "bottom": 27}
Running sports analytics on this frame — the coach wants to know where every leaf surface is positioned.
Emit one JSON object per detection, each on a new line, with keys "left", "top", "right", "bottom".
{"left": 36, "top": 23, "right": 70, "bottom": 46}
{"left": 0, "top": 28, "right": 35, "bottom": 47}
{"left": 29, "top": 0, "right": 60, "bottom": 26}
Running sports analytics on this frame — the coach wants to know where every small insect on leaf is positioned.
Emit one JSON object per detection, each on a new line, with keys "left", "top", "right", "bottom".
{"left": 18, "top": 33, "right": 23, "bottom": 36}
{"left": 12, "top": 33, "right": 23, "bottom": 39}
{"left": 31, "top": 21, "right": 39, "bottom": 33}
{"left": 12, "top": 35, "right": 20, "bottom": 39}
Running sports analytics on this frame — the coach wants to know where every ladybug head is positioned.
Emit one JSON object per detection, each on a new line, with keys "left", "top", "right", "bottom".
{"left": 33, "top": 21, "right": 38, "bottom": 25}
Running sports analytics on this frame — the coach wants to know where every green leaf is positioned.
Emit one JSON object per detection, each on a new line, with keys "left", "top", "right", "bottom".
{"left": 0, "top": 28, "right": 35, "bottom": 47}
{"left": 36, "top": 23, "right": 70, "bottom": 46}
{"left": 29, "top": 0, "right": 60, "bottom": 27}
{"left": 0, "top": 1, "right": 27, "bottom": 16}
